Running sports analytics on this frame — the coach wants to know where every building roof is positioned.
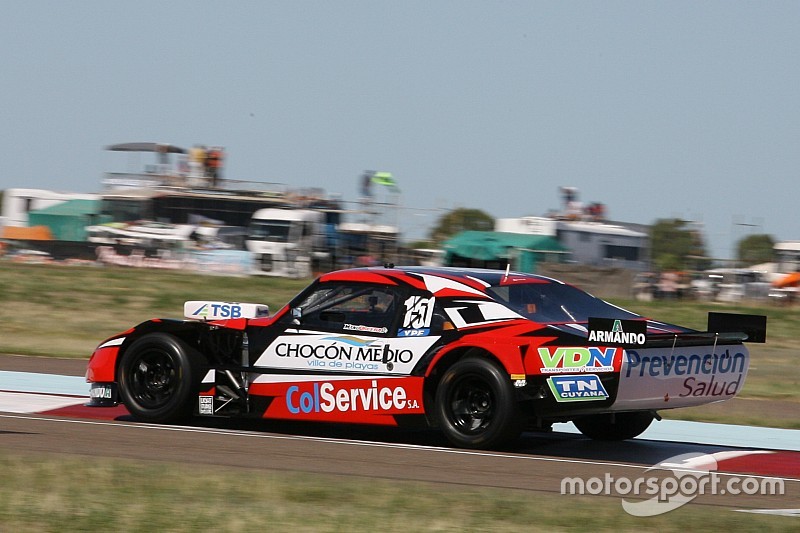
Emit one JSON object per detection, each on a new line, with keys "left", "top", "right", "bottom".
{"left": 28, "top": 199, "right": 102, "bottom": 216}
{"left": 559, "top": 220, "right": 648, "bottom": 237}
{"left": 444, "top": 231, "right": 567, "bottom": 261}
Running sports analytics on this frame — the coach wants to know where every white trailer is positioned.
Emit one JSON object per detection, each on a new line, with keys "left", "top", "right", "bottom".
{"left": 1, "top": 188, "right": 98, "bottom": 227}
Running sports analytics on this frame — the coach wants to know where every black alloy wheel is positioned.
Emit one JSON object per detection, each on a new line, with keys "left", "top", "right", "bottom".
{"left": 435, "top": 357, "right": 522, "bottom": 449}
{"left": 118, "top": 333, "right": 198, "bottom": 423}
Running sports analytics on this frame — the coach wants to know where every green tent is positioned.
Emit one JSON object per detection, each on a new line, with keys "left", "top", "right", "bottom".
{"left": 443, "top": 231, "right": 568, "bottom": 273}
{"left": 28, "top": 199, "right": 111, "bottom": 241}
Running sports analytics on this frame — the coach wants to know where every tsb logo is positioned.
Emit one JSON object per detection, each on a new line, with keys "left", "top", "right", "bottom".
{"left": 211, "top": 304, "right": 242, "bottom": 318}
{"left": 192, "top": 303, "right": 242, "bottom": 319}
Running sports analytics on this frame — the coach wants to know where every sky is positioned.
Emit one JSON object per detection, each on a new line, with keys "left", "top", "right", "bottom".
{"left": 2, "top": 1, "right": 799, "bottom": 259}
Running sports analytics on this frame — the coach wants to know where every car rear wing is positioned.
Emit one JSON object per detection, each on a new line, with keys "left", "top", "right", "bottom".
{"left": 588, "top": 313, "right": 767, "bottom": 349}
{"left": 706, "top": 312, "right": 767, "bottom": 343}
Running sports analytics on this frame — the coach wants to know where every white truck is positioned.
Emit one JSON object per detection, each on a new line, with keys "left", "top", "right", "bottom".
{"left": 245, "top": 208, "right": 327, "bottom": 278}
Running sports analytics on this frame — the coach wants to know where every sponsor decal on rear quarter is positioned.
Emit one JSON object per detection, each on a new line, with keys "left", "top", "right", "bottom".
{"left": 536, "top": 346, "right": 620, "bottom": 374}
{"left": 548, "top": 374, "right": 609, "bottom": 402}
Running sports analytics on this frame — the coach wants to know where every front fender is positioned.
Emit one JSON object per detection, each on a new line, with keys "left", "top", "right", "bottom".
{"left": 86, "top": 318, "right": 205, "bottom": 384}
{"left": 86, "top": 336, "right": 126, "bottom": 383}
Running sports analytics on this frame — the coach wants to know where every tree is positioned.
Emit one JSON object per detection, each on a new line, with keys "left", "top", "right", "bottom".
{"left": 650, "top": 218, "right": 710, "bottom": 271}
{"left": 737, "top": 234, "right": 774, "bottom": 265}
{"left": 430, "top": 208, "right": 494, "bottom": 245}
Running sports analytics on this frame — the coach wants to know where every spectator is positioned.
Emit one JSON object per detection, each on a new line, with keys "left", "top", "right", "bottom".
{"left": 188, "top": 145, "right": 206, "bottom": 180}
{"left": 659, "top": 271, "right": 679, "bottom": 299}
{"left": 206, "top": 147, "right": 224, "bottom": 187}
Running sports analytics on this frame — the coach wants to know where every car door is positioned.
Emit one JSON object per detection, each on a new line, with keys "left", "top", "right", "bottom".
{"left": 253, "top": 282, "right": 442, "bottom": 375}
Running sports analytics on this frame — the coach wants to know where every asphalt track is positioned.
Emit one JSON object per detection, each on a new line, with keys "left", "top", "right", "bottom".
{"left": 1, "top": 354, "right": 798, "bottom": 516}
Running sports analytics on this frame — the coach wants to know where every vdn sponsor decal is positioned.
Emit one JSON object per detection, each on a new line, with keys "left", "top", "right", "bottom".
{"left": 538, "top": 347, "right": 618, "bottom": 373}
{"left": 399, "top": 295, "right": 434, "bottom": 337}
{"left": 626, "top": 349, "right": 746, "bottom": 398}
{"left": 548, "top": 374, "right": 609, "bottom": 402}
{"left": 286, "top": 380, "right": 420, "bottom": 414}
{"left": 588, "top": 318, "right": 646, "bottom": 346}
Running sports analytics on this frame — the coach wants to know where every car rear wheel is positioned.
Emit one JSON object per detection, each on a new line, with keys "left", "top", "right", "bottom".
{"left": 573, "top": 411, "right": 654, "bottom": 441}
{"left": 118, "top": 333, "right": 198, "bottom": 423}
{"left": 435, "top": 357, "right": 522, "bottom": 449}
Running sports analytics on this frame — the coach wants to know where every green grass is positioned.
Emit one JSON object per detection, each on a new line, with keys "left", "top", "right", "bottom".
{"left": 0, "top": 262, "right": 309, "bottom": 358}
{"left": 0, "top": 452, "right": 795, "bottom": 532}
{"left": 0, "top": 261, "right": 798, "bottom": 423}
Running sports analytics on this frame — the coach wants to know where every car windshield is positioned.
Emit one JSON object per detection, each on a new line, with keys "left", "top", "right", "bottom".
{"left": 248, "top": 220, "right": 292, "bottom": 242}
{"left": 486, "top": 282, "right": 640, "bottom": 323}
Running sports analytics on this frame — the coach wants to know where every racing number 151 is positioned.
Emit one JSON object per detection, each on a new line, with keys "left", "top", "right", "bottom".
{"left": 403, "top": 296, "right": 435, "bottom": 329}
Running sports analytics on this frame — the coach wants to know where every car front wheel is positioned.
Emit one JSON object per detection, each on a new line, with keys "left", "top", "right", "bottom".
{"left": 118, "top": 333, "right": 198, "bottom": 423}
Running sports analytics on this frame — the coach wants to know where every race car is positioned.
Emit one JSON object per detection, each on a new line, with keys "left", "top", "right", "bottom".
{"left": 86, "top": 266, "right": 767, "bottom": 449}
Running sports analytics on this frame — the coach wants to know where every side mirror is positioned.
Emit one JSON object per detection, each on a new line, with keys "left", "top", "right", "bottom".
{"left": 291, "top": 307, "right": 303, "bottom": 326}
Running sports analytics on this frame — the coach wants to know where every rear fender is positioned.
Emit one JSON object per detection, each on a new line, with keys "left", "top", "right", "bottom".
{"left": 422, "top": 343, "right": 527, "bottom": 416}
{"left": 425, "top": 341, "right": 526, "bottom": 379}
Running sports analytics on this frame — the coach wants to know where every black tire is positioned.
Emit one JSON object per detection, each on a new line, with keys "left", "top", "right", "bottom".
{"left": 434, "top": 357, "right": 523, "bottom": 449}
{"left": 118, "top": 333, "right": 198, "bottom": 423}
{"left": 573, "top": 411, "right": 654, "bottom": 441}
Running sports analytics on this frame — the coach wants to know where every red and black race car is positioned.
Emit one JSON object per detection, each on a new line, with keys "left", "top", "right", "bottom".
{"left": 86, "top": 266, "right": 766, "bottom": 449}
